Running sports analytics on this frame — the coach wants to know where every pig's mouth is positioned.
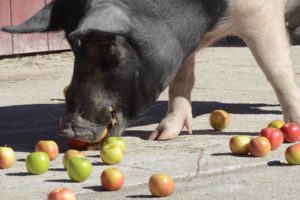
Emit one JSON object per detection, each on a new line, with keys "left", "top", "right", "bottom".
{"left": 59, "top": 113, "right": 125, "bottom": 143}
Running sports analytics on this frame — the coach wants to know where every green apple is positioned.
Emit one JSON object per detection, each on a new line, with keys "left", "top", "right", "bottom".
{"left": 67, "top": 157, "right": 92, "bottom": 182}
{"left": 103, "top": 137, "right": 127, "bottom": 153}
{"left": 26, "top": 152, "right": 50, "bottom": 175}
{"left": 63, "top": 149, "right": 86, "bottom": 169}
{"left": 100, "top": 144, "right": 124, "bottom": 165}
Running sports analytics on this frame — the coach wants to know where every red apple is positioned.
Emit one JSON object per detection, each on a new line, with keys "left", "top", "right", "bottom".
{"left": 148, "top": 174, "right": 175, "bottom": 197}
{"left": 229, "top": 135, "right": 251, "bottom": 155}
{"left": 285, "top": 143, "right": 300, "bottom": 165}
{"left": 101, "top": 168, "right": 125, "bottom": 191}
{"left": 63, "top": 150, "right": 86, "bottom": 169}
{"left": 68, "top": 138, "right": 89, "bottom": 150}
{"left": 0, "top": 146, "right": 15, "bottom": 169}
{"left": 48, "top": 188, "right": 76, "bottom": 200}
{"left": 281, "top": 123, "right": 300, "bottom": 143}
{"left": 35, "top": 140, "right": 59, "bottom": 161}
{"left": 249, "top": 137, "right": 271, "bottom": 157}
{"left": 259, "top": 128, "right": 284, "bottom": 150}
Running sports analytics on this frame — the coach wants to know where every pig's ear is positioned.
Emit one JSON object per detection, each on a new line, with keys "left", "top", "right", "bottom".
{"left": 73, "top": 5, "right": 133, "bottom": 36}
{"left": 1, "top": 1, "right": 61, "bottom": 33}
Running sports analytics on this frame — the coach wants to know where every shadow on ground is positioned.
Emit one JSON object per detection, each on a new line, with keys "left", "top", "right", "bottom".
{"left": 0, "top": 101, "right": 281, "bottom": 152}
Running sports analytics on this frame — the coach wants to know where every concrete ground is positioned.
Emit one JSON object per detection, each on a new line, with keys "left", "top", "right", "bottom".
{"left": 1, "top": 47, "right": 300, "bottom": 200}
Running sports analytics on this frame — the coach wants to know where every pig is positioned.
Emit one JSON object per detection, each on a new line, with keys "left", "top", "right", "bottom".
{"left": 2, "top": 0, "right": 300, "bottom": 141}
{"left": 286, "top": 0, "right": 300, "bottom": 33}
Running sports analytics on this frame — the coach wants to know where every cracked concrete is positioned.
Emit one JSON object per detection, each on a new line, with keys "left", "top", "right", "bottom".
{"left": 1, "top": 47, "right": 300, "bottom": 199}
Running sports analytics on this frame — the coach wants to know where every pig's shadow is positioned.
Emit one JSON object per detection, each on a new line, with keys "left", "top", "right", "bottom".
{"left": 128, "top": 101, "right": 281, "bottom": 128}
{"left": 0, "top": 101, "right": 280, "bottom": 151}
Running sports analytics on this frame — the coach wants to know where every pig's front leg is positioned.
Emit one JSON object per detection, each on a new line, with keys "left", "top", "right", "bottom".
{"left": 148, "top": 55, "right": 195, "bottom": 140}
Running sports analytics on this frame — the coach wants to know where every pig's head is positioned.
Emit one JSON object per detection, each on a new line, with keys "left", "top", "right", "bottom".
{"left": 2, "top": 0, "right": 184, "bottom": 142}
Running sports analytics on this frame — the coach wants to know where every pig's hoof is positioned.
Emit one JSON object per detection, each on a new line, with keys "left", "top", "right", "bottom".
{"left": 148, "top": 113, "right": 192, "bottom": 140}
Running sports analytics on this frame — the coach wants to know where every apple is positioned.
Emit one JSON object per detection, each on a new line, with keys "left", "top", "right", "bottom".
{"left": 68, "top": 138, "right": 89, "bottom": 150}
{"left": 103, "top": 137, "right": 127, "bottom": 153}
{"left": 101, "top": 168, "right": 125, "bottom": 191}
{"left": 35, "top": 140, "right": 59, "bottom": 161}
{"left": 100, "top": 144, "right": 124, "bottom": 165}
{"left": 63, "top": 149, "right": 86, "bottom": 169}
{"left": 148, "top": 174, "right": 175, "bottom": 197}
{"left": 48, "top": 188, "right": 76, "bottom": 200}
{"left": 285, "top": 143, "right": 300, "bottom": 165}
{"left": 209, "top": 109, "right": 230, "bottom": 131}
{"left": 259, "top": 128, "right": 284, "bottom": 150}
{"left": 67, "top": 157, "right": 92, "bottom": 182}
{"left": 281, "top": 123, "right": 300, "bottom": 143}
{"left": 229, "top": 135, "right": 251, "bottom": 155}
{"left": 0, "top": 146, "right": 15, "bottom": 169}
{"left": 249, "top": 137, "right": 271, "bottom": 157}
{"left": 26, "top": 152, "right": 50, "bottom": 175}
{"left": 268, "top": 120, "right": 285, "bottom": 129}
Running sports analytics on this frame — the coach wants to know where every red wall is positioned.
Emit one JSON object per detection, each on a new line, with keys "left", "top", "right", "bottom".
{"left": 0, "top": 0, "right": 69, "bottom": 56}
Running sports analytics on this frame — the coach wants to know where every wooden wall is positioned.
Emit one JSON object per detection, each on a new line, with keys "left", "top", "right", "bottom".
{"left": 0, "top": 0, "right": 69, "bottom": 56}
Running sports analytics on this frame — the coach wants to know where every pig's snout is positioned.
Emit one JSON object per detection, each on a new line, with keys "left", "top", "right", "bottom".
{"left": 60, "top": 113, "right": 111, "bottom": 142}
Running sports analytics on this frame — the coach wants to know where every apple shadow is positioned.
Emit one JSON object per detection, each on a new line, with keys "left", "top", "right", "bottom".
{"left": 44, "top": 179, "right": 73, "bottom": 183}
{"left": 48, "top": 168, "right": 66, "bottom": 172}
{"left": 83, "top": 186, "right": 107, "bottom": 192}
{"left": 6, "top": 172, "right": 30, "bottom": 176}
{"left": 92, "top": 162, "right": 106, "bottom": 166}
{"left": 126, "top": 195, "right": 156, "bottom": 199}
{"left": 211, "top": 152, "right": 250, "bottom": 158}
{"left": 267, "top": 160, "right": 290, "bottom": 167}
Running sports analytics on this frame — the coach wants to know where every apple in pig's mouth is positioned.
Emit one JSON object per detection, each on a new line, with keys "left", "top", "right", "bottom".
{"left": 60, "top": 112, "right": 125, "bottom": 150}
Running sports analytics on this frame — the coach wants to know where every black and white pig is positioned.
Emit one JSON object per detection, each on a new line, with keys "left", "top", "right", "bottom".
{"left": 2, "top": 0, "right": 300, "bottom": 141}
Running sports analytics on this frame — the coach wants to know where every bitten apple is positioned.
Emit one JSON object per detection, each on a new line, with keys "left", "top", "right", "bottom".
{"left": 48, "top": 188, "right": 76, "bottom": 200}
{"left": 35, "top": 140, "right": 59, "bottom": 161}
{"left": 148, "top": 174, "right": 175, "bottom": 197}
{"left": 259, "top": 128, "right": 284, "bottom": 150}
{"left": 229, "top": 135, "right": 251, "bottom": 155}
{"left": 68, "top": 138, "right": 89, "bottom": 150}
{"left": 101, "top": 168, "right": 125, "bottom": 191}
{"left": 281, "top": 123, "right": 300, "bottom": 143}
{"left": 210, "top": 109, "right": 230, "bottom": 131}
{"left": 103, "top": 137, "right": 127, "bottom": 153}
{"left": 249, "top": 137, "right": 271, "bottom": 157}
{"left": 0, "top": 146, "right": 15, "bottom": 169}
{"left": 268, "top": 120, "right": 285, "bottom": 129}
{"left": 285, "top": 143, "right": 300, "bottom": 165}
{"left": 100, "top": 144, "right": 124, "bottom": 165}
{"left": 67, "top": 157, "right": 92, "bottom": 182}
{"left": 63, "top": 150, "right": 86, "bottom": 169}
{"left": 26, "top": 152, "right": 50, "bottom": 175}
